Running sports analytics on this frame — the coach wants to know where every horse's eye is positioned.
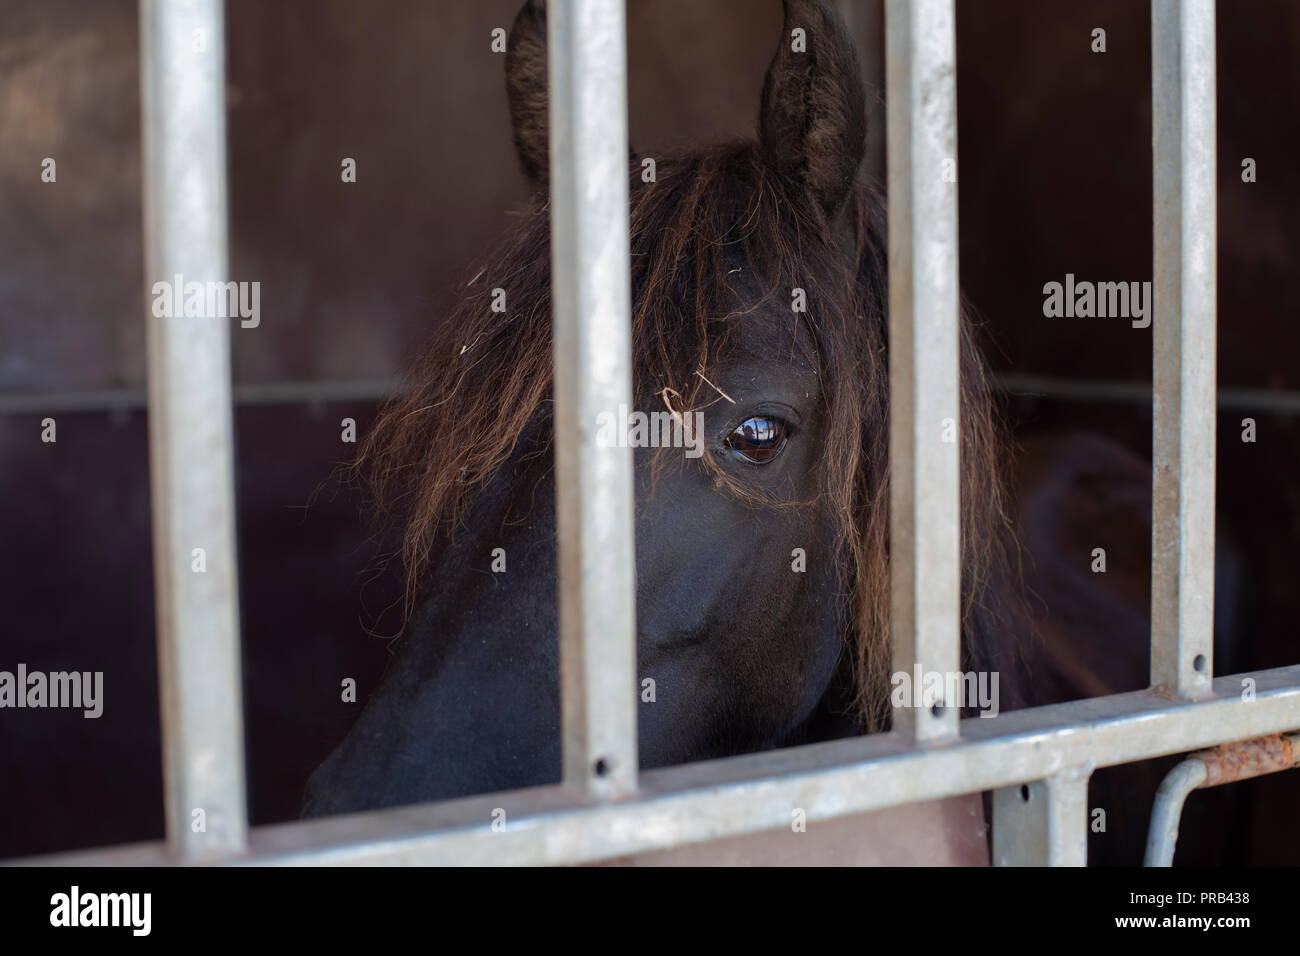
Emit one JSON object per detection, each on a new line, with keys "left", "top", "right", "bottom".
{"left": 725, "top": 416, "right": 789, "bottom": 464}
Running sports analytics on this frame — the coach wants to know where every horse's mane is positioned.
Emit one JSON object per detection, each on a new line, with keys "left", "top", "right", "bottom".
{"left": 351, "top": 141, "right": 1018, "bottom": 731}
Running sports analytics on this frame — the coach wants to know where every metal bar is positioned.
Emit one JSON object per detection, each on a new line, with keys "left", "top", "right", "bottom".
{"left": 1151, "top": 0, "right": 1217, "bottom": 697}
{"left": 10, "top": 371, "right": 1300, "bottom": 420}
{"left": 992, "top": 767, "right": 1091, "bottom": 866}
{"left": 1144, "top": 756, "right": 1207, "bottom": 867}
{"left": 139, "top": 0, "right": 246, "bottom": 859}
{"left": 0, "top": 379, "right": 405, "bottom": 416}
{"left": 1145, "top": 733, "right": 1299, "bottom": 866}
{"left": 22, "top": 665, "right": 1300, "bottom": 867}
{"left": 547, "top": 0, "right": 638, "bottom": 797}
{"left": 885, "top": 0, "right": 961, "bottom": 740}
{"left": 995, "top": 374, "right": 1300, "bottom": 416}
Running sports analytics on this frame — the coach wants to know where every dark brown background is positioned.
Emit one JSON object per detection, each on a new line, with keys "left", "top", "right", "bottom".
{"left": 0, "top": 0, "right": 1296, "bottom": 862}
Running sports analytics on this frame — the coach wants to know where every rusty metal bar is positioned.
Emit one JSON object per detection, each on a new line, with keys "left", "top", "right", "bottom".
{"left": 1151, "top": 0, "right": 1217, "bottom": 697}
{"left": 1145, "top": 733, "right": 1299, "bottom": 866}
{"left": 547, "top": 0, "right": 639, "bottom": 797}
{"left": 885, "top": 0, "right": 962, "bottom": 741}
{"left": 139, "top": 0, "right": 246, "bottom": 859}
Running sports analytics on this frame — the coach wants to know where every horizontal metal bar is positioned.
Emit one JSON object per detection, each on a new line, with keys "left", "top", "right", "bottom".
{"left": 885, "top": 0, "right": 962, "bottom": 741}
{"left": 9, "top": 371, "right": 1300, "bottom": 419}
{"left": 19, "top": 665, "right": 1300, "bottom": 867}
{"left": 0, "top": 379, "right": 404, "bottom": 416}
{"left": 994, "top": 374, "right": 1300, "bottom": 416}
{"left": 19, "top": 371, "right": 1298, "bottom": 420}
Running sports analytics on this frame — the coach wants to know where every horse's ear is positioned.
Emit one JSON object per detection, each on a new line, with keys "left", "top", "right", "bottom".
{"left": 507, "top": 0, "right": 637, "bottom": 193}
{"left": 506, "top": 0, "right": 549, "bottom": 191}
{"left": 758, "top": 0, "right": 867, "bottom": 223}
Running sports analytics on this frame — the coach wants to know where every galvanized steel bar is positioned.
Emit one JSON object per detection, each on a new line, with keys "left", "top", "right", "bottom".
{"left": 25, "top": 665, "right": 1300, "bottom": 867}
{"left": 547, "top": 0, "right": 639, "bottom": 797}
{"left": 1151, "top": 0, "right": 1217, "bottom": 697}
{"left": 1143, "top": 756, "right": 1207, "bottom": 867}
{"left": 139, "top": 0, "right": 246, "bottom": 858}
{"left": 885, "top": 0, "right": 961, "bottom": 740}
{"left": 992, "top": 767, "right": 1091, "bottom": 866}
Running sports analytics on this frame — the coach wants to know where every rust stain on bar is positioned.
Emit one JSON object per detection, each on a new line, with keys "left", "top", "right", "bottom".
{"left": 1194, "top": 734, "right": 1298, "bottom": 788}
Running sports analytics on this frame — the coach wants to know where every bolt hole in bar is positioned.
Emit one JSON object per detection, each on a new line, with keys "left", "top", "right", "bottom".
{"left": 139, "top": 0, "right": 247, "bottom": 860}
{"left": 1151, "top": 0, "right": 1217, "bottom": 698}
{"left": 992, "top": 769, "right": 1090, "bottom": 867}
{"left": 546, "top": 0, "right": 639, "bottom": 798}
{"left": 885, "top": 0, "right": 961, "bottom": 743}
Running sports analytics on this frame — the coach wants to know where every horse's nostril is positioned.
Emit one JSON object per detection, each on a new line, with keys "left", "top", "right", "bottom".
{"left": 593, "top": 757, "right": 612, "bottom": 778}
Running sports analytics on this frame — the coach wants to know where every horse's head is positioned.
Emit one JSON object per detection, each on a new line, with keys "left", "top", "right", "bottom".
{"left": 304, "top": 0, "right": 1007, "bottom": 816}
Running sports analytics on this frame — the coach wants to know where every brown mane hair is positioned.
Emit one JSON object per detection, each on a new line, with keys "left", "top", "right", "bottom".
{"left": 351, "top": 142, "right": 1015, "bottom": 731}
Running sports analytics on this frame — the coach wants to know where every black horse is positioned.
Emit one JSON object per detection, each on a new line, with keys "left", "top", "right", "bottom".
{"left": 303, "top": 0, "right": 1023, "bottom": 818}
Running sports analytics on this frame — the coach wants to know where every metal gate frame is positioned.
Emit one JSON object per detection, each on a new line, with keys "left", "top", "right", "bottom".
{"left": 21, "top": 0, "right": 1300, "bottom": 867}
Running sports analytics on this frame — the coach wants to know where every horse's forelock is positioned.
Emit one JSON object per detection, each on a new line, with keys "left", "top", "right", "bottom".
{"left": 351, "top": 142, "right": 1013, "bottom": 731}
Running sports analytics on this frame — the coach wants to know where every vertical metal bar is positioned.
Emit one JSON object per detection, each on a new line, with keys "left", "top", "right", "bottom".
{"left": 992, "top": 768, "right": 1091, "bottom": 866}
{"left": 140, "top": 0, "right": 246, "bottom": 858}
{"left": 885, "top": 0, "right": 961, "bottom": 741}
{"left": 547, "top": 0, "right": 639, "bottom": 797}
{"left": 1151, "top": 0, "right": 1217, "bottom": 697}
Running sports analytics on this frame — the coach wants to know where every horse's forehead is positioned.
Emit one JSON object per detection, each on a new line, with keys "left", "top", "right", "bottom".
{"left": 722, "top": 267, "right": 820, "bottom": 369}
